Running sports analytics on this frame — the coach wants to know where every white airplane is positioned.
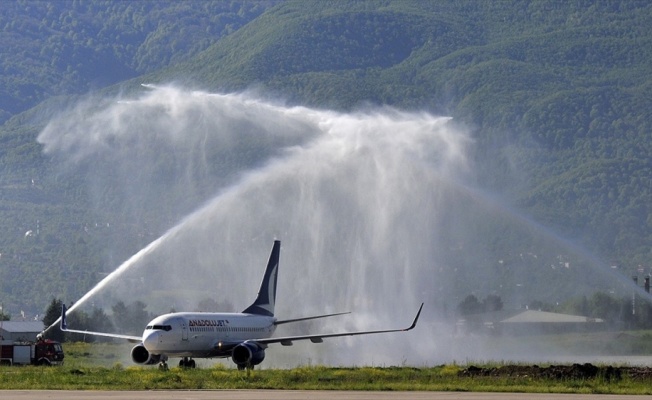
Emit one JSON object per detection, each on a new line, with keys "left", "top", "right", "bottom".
{"left": 61, "top": 240, "right": 423, "bottom": 369}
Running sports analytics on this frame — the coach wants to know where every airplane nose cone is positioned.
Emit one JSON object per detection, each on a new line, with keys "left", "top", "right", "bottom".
{"left": 143, "top": 331, "right": 160, "bottom": 350}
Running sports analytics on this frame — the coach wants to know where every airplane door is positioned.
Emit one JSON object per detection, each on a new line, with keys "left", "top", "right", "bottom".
{"left": 181, "top": 321, "right": 188, "bottom": 341}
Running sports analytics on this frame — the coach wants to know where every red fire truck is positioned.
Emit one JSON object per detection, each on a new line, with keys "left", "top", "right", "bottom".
{"left": 0, "top": 338, "right": 64, "bottom": 366}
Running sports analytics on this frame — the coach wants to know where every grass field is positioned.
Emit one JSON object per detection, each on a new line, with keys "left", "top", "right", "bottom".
{"left": 1, "top": 362, "right": 652, "bottom": 394}
{"left": 1, "top": 342, "right": 652, "bottom": 394}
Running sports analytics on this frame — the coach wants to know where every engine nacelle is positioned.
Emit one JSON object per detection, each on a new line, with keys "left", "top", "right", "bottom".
{"left": 131, "top": 344, "right": 162, "bottom": 365}
{"left": 231, "top": 342, "right": 265, "bottom": 367}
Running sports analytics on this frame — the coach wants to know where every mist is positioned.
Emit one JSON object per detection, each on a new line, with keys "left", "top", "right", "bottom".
{"left": 37, "top": 86, "right": 641, "bottom": 366}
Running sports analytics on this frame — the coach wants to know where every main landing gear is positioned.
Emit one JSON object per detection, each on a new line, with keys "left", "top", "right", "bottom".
{"left": 179, "top": 357, "right": 196, "bottom": 368}
{"left": 237, "top": 363, "right": 254, "bottom": 371}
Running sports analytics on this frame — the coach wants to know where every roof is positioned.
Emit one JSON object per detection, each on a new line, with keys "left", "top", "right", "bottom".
{"left": 501, "top": 310, "right": 603, "bottom": 324}
{"left": 0, "top": 321, "right": 45, "bottom": 333}
{"left": 461, "top": 309, "right": 604, "bottom": 324}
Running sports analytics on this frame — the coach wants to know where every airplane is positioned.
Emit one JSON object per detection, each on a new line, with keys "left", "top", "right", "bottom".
{"left": 61, "top": 240, "right": 423, "bottom": 370}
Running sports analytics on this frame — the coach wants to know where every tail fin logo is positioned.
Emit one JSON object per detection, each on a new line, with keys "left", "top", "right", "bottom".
{"left": 242, "top": 240, "right": 280, "bottom": 316}
{"left": 60, "top": 303, "right": 68, "bottom": 330}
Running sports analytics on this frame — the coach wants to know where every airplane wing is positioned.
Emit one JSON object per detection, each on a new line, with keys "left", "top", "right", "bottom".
{"left": 274, "top": 311, "right": 351, "bottom": 325}
{"left": 256, "top": 303, "right": 423, "bottom": 346}
{"left": 60, "top": 304, "right": 142, "bottom": 343}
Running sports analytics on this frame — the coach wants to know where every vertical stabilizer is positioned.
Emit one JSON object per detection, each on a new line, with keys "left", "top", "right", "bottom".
{"left": 242, "top": 240, "right": 280, "bottom": 316}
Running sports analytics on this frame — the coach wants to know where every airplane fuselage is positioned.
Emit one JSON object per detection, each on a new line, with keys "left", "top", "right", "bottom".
{"left": 142, "top": 312, "right": 277, "bottom": 358}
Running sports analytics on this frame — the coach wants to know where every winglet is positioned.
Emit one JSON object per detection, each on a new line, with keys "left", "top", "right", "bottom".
{"left": 242, "top": 240, "right": 281, "bottom": 317}
{"left": 60, "top": 303, "right": 68, "bottom": 331}
{"left": 404, "top": 303, "right": 424, "bottom": 331}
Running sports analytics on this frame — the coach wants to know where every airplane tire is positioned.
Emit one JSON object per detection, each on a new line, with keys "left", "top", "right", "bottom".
{"left": 179, "top": 358, "right": 196, "bottom": 368}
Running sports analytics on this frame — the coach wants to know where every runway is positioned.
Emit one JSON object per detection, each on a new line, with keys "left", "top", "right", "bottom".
{"left": 0, "top": 391, "right": 644, "bottom": 399}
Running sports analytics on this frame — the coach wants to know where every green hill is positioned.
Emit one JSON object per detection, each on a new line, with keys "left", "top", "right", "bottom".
{"left": 0, "top": 0, "right": 279, "bottom": 123}
{"left": 0, "top": 0, "right": 651, "bottom": 316}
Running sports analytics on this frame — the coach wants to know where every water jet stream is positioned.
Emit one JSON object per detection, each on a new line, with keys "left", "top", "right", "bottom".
{"left": 42, "top": 227, "right": 178, "bottom": 335}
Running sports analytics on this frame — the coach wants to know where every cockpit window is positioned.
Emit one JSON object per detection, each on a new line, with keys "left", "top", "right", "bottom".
{"left": 147, "top": 325, "right": 172, "bottom": 331}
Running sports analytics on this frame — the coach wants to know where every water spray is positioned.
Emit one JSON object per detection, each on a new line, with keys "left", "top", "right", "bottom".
{"left": 36, "top": 86, "right": 636, "bottom": 365}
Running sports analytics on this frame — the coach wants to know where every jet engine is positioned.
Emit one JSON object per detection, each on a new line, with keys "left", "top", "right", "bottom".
{"left": 231, "top": 342, "right": 265, "bottom": 368}
{"left": 131, "top": 343, "right": 162, "bottom": 365}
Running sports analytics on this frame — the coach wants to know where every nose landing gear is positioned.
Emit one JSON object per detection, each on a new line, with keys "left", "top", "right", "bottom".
{"left": 157, "top": 355, "right": 169, "bottom": 370}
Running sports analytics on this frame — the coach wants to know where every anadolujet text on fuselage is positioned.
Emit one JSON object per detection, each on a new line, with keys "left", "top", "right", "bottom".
{"left": 61, "top": 240, "right": 423, "bottom": 369}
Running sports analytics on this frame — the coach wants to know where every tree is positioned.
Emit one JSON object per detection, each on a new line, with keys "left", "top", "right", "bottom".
{"left": 111, "top": 300, "right": 151, "bottom": 334}
{"left": 125, "top": 300, "right": 150, "bottom": 332}
{"left": 64, "top": 308, "right": 94, "bottom": 343}
{"left": 457, "top": 295, "right": 482, "bottom": 315}
{"left": 42, "top": 298, "right": 64, "bottom": 342}
{"left": 42, "top": 298, "right": 96, "bottom": 342}
{"left": 88, "top": 307, "right": 114, "bottom": 342}
{"left": 111, "top": 301, "right": 129, "bottom": 333}
{"left": 483, "top": 294, "right": 503, "bottom": 313}
{"left": 590, "top": 292, "right": 621, "bottom": 325}
{"left": 458, "top": 294, "right": 505, "bottom": 315}
{"left": 528, "top": 300, "right": 554, "bottom": 312}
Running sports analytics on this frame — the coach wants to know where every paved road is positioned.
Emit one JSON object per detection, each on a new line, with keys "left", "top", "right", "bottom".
{"left": 0, "top": 391, "right": 645, "bottom": 399}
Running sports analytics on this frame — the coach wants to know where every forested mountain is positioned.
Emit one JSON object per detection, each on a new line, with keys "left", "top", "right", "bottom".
{"left": 0, "top": 0, "right": 651, "bottom": 318}
{"left": 0, "top": 0, "right": 278, "bottom": 123}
